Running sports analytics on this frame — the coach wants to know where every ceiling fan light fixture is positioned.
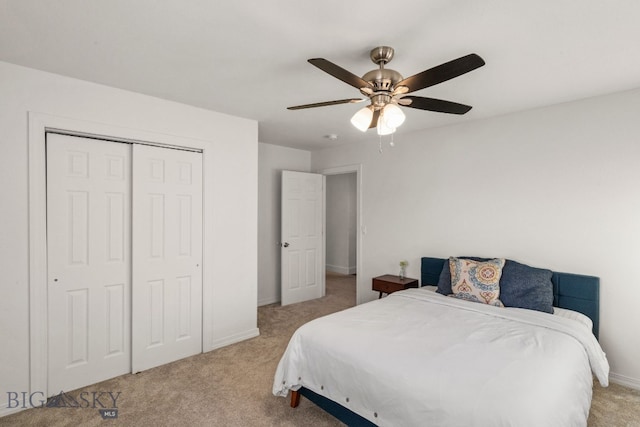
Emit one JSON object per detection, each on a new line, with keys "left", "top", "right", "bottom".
{"left": 377, "top": 118, "right": 396, "bottom": 136}
{"left": 350, "top": 106, "right": 373, "bottom": 132}
{"left": 382, "top": 103, "right": 406, "bottom": 128}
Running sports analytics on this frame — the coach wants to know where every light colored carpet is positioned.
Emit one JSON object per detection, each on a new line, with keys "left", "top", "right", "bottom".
{"left": 2, "top": 272, "right": 638, "bottom": 426}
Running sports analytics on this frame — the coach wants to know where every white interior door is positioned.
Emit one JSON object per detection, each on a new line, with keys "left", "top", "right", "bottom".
{"left": 47, "top": 133, "right": 131, "bottom": 394}
{"left": 131, "top": 144, "right": 203, "bottom": 372}
{"left": 281, "top": 171, "right": 325, "bottom": 306}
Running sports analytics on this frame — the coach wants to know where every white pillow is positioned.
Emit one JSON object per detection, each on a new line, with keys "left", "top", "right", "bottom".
{"left": 553, "top": 307, "right": 593, "bottom": 330}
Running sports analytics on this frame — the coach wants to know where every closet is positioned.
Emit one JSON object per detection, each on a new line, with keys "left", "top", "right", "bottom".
{"left": 46, "top": 133, "right": 203, "bottom": 394}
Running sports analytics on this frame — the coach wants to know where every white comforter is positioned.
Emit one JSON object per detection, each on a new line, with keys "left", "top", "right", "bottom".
{"left": 273, "top": 288, "right": 609, "bottom": 427}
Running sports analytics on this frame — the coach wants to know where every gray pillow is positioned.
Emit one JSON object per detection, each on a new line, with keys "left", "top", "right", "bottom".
{"left": 437, "top": 257, "right": 554, "bottom": 314}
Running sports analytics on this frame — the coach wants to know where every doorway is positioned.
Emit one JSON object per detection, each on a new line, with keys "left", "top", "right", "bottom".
{"left": 321, "top": 165, "right": 362, "bottom": 304}
{"left": 325, "top": 173, "right": 357, "bottom": 276}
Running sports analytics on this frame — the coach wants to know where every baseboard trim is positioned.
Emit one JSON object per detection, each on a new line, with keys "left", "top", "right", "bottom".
{"left": 610, "top": 372, "right": 640, "bottom": 390}
{"left": 205, "top": 328, "right": 260, "bottom": 352}
{"left": 258, "top": 296, "right": 279, "bottom": 307}
{"left": 326, "top": 264, "right": 350, "bottom": 275}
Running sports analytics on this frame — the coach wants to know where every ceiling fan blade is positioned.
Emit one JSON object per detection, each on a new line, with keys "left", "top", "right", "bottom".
{"left": 396, "top": 53, "right": 485, "bottom": 94}
{"left": 401, "top": 96, "right": 472, "bottom": 115}
{"left": 368, "top": 109, "right": 380, "bottom": 129}
{"left": 308, "top": 58, "right": 373, "bottom": 90}
{"left": 287, "top": 98, "right": 365, "bottom": 110}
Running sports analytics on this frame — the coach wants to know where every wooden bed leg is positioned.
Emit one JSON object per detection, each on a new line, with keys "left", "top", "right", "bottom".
{"left": 290, "top": 390, "right": 301, "bottom": 408}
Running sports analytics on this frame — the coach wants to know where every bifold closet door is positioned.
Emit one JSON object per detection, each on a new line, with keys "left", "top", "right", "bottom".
{"left": 131, "top": 144, "right": 203, "bottom": 373}
{"left": 47, "top": 133, "right": 132, "bottom": 394}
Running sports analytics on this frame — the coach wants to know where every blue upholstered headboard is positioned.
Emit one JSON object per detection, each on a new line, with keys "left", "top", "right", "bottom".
{"left": 420, "top": 257, "right": 600, "bottom": 339}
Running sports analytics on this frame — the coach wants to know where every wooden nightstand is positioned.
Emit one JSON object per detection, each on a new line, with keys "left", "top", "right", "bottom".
{"left": 372, "top": 275, "right": 419, "bottom": 298}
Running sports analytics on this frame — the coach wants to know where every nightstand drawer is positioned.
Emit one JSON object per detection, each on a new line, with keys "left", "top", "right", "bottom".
{"left": 372, "top": 279, "right": 403, "bottom": 294}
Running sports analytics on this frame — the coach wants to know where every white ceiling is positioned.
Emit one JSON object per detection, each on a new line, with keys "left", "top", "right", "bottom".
{"left": 2, "top": 1, "right": 640, "bottom": 150}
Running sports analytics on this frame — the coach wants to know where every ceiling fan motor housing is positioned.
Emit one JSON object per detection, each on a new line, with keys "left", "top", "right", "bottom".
{"left": 362, "top": 68, "right": 403, "bottom": 92}
{"left": 362, "top": 46, "right": 404, "bottom": 108}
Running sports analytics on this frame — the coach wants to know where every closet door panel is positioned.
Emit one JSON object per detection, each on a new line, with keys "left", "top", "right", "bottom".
{"left": 131, "top": 144, "right": 203, "bottom": 372}
{"left": 46, "top": 133, "right": 132, "bottom": 395}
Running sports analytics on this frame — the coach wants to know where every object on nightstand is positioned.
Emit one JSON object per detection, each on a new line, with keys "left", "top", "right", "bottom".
{"left": 399, "top": 260, "right": 408, "bottom": 279}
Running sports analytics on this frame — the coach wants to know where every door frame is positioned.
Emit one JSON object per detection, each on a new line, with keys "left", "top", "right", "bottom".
{"left": 320, "top": 164, "right": 363, "bottom": 304}
{"left": 27, "top": 112, "right": 211, "bottom": 395}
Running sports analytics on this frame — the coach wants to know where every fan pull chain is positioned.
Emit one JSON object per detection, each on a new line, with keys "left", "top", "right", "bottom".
{"left": 377, "top": 135, "right": 397, "bottom": 153}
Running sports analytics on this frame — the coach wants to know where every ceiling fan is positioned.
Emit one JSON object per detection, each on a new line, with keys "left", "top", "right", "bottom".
{"left": 288, "top": 46, "right": 485, "bottom": 135}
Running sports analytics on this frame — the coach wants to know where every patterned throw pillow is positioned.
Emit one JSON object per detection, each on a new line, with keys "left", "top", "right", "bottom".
{"left": 449, "top": 257, "right": 506, "bottom": 307}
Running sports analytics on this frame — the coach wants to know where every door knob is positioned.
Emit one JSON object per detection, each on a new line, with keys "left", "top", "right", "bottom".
{"left": 283, "top": 242, "right": 289, "bottom": 248}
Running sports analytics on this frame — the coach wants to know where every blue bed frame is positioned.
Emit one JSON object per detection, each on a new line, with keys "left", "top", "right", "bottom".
{"left": 291, "top": 257, "right": 601, "bottom": 426}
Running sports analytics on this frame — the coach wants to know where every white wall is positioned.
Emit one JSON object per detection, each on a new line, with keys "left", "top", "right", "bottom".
{"left": 257, "top": 143, "right": 311, "bottom": 305}
{"left": 326, "top": 173, "right": 357, "bottom": 274}
{"left": 311, "top": 87, "right": 640, "bottom": 388}
{"left": 0, "top": 60, "right": 258, "bottom": 414}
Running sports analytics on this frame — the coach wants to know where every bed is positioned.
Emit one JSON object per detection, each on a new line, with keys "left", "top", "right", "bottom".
{"left": 273, "top": 256, "right": 609, "bottom": 426}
